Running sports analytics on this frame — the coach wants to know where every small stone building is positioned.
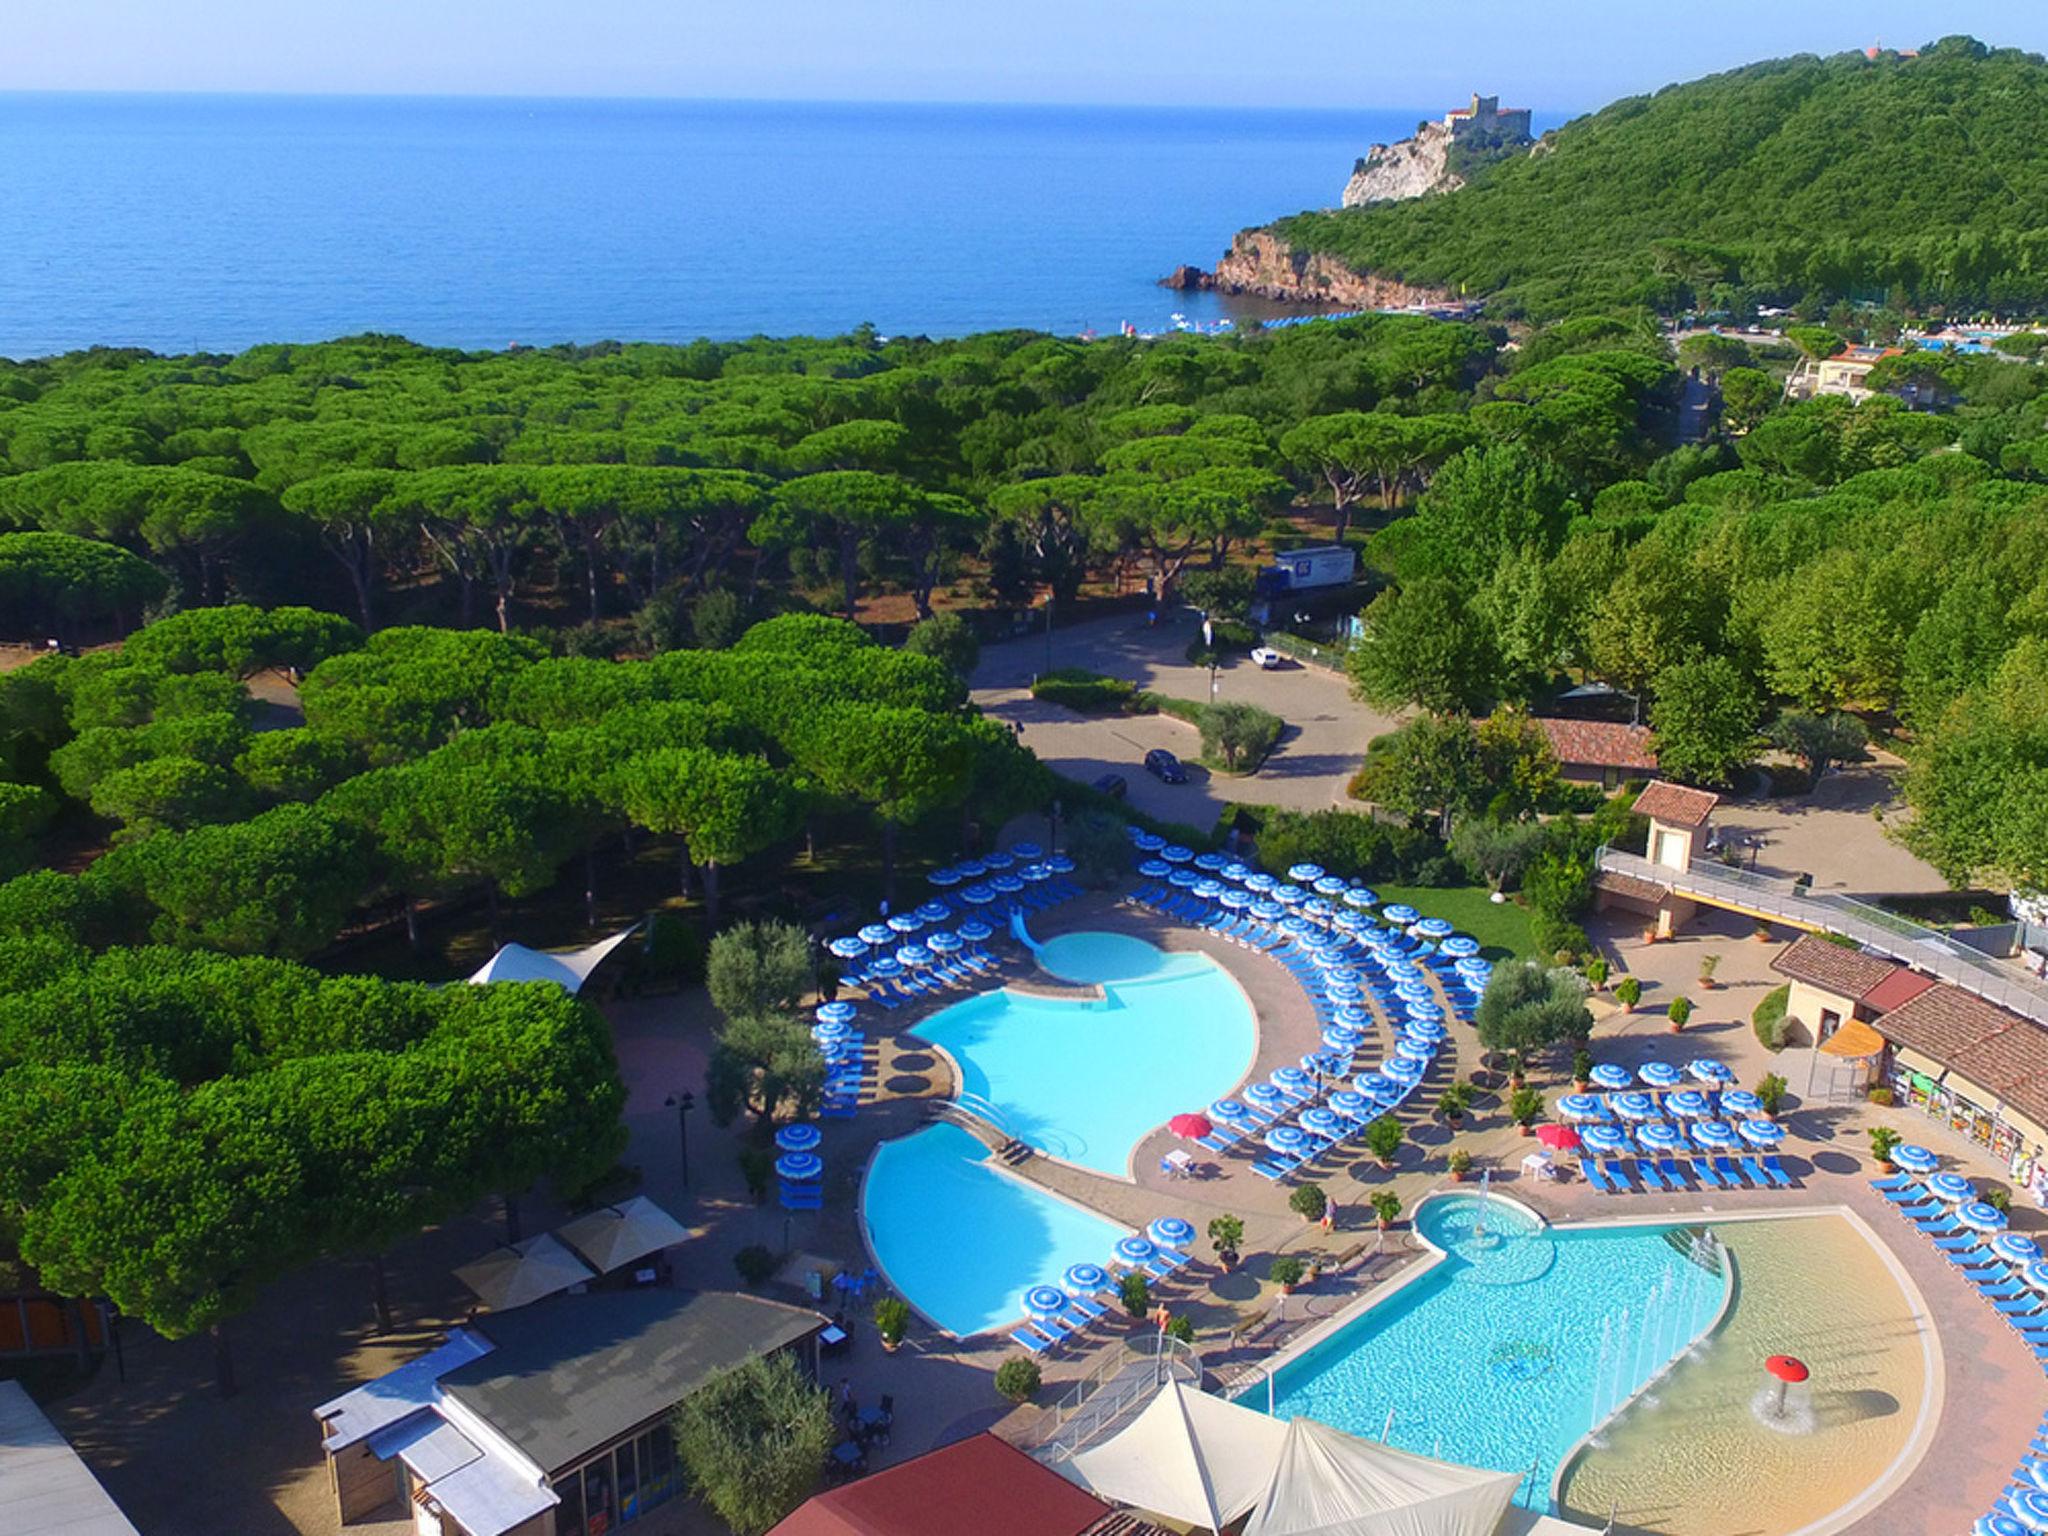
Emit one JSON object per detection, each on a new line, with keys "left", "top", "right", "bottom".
{"left": 1592, "top": 781, "right": 1719, "bottom": 937}
{"left": 1769, "top": 932, "right": 1928, "bottom": 1046}
{"left": 1535, "top": 718, "right": 1658, "bottom": 791}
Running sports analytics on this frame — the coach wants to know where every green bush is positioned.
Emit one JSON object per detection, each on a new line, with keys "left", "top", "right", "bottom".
{"left": 1289, "top": 1183, "right": 1328, "bottom": 1221}
{"left": 1269, "top": 1255, "right": 1306, "bottom": 1287}
{"left": 1572, "top": 1048, "right": 1594, "bottom": 1083}
{"left": 1119, "top": 1270, "right": 1151, "bottom": 1318}
{"left": 1614, "top": 976, "right": 1642, "bottom": 1009}
{"left": 1756, "top": 1072, "right": 1788, "bottom": 1114}
{"left": 1868, "top": 1126, "right": 1902, "bottom": 1164}
{"left": 1030, "top": 668, "right": 1137, "bottom": 712}
{"left": 1509, "top": 1087, "right": 1546, "bottom": 1126}
{"left": 1207, "top": 1213, "right": 1245, "bottom": 1258}
{"left": 1752, "top": 983, "right": 1791, "bottom": 1050}
{"left": 736, "top": 1145, "right": 773, "bottom": 1204}
{"left": 1667, "top": 995, "right": 1693, "bottom": 1028}
{"left": 1369, "top": 1191, "right": 1402, "bottom": 1226}
{"left": 1529, "top": 911, "right": 1591, "bottom": 963}
{"left": 733, "top": 1244, "right": 778, "bottom": 1286}
{"left": 639, "top": 912, "right": 707, "bottom": 990}
{"left": 1164, "top": 1313, "right": 1196, "bottom": 1343}
{"left": 995, "top": 1357, "right": 1042, "bottom": 1402}
{"left": 671, "top": 1353, "right": 835, "bottom": 1536}
{"left": 1253, "top": 806, "right": 1447, "bottom": 885}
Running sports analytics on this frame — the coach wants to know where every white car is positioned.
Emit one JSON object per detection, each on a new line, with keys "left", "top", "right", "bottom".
{"left": 1249, "top": 647, "right": 1284, "bottom": 670}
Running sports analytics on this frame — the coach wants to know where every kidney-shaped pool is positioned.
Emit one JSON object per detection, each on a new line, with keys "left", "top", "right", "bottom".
{"left": 910, "top": 930, "right": 1257, "bottom": 1178}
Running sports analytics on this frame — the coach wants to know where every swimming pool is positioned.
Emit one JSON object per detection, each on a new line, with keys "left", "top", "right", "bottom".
{"left": 911, "top": 931, "right": 1256, "bottom": 1177}
{"left": 862, "top": 1122, "right": 1131, "bottom": 1336}
{"left": 1263, "top": 1195, "right": 1729, "bottom": 1508}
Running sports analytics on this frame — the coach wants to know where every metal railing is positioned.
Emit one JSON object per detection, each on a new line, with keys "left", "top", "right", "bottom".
{"left": 1597, "top": 846, "right": 2048, "bottom": 1028}
{"left": 939, "top": 1092, "right": 1015, "bottom": 1141}
{"left": 1032, "top": 1335, "right": 1201, "bottom": 1462}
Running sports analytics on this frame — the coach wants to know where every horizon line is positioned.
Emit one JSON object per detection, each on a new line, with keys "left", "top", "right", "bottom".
{"left": 0, "top": 84, "right": 1580, "bottom": 117}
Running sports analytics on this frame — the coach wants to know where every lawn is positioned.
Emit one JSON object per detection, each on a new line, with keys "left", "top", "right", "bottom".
{"left": 1375, "top": 882, "right": 1536, "bottom": 962}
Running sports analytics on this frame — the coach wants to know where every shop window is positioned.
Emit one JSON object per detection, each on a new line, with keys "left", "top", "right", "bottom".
{"left": 583, "top": 1457, "right": 615, "bottom": 1536}
{"left": 617, "top": 1439, "right": 640, "bottom": 1522}
{"left": 638, "top": 1424, "right": 680, "bottom": 1511}
{"left": 553, "top": 1470, "right": 584, "bottom": 1536}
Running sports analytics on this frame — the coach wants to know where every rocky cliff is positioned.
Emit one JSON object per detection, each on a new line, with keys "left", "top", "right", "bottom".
{"left": 1342, "top": 120, "right": 1462, "bottom": 206}
{"left": 1163, "top": 230, "right": 1457, "bottom": 309}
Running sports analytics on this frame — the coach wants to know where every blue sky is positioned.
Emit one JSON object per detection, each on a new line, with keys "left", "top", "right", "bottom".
{"left": 6, "top": 0, "right": 2046, "bottom": 110}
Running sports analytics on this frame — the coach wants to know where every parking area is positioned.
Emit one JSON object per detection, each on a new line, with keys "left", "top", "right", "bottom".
{"left": 970, "top": 610, "right": 1399, "bottom": 825}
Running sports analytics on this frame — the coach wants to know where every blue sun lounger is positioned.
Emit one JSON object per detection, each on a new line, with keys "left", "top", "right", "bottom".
{"left": 1633, "top": 1158, "right": 1667, "bottom": 1192}
{"left": 1760, "top": 1154, "right": 1794, "bottom": 1188}
{"left": 1657, "top": 1156, "right": 1693, "bottom": 1189}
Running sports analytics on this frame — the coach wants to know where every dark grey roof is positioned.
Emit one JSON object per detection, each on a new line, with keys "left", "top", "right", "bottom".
{"left": 441, "top": 1288, "right": 827, "bottom": 1474}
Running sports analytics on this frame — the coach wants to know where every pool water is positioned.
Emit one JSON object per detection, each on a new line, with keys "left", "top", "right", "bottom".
{"left": 912, "top": 931, "right": 1256, "bottom": 1177}
{"left": 862, "top": 1122, "right": 1131, "bottom": 1336}
{"left": 1266, "top": 1196, "right": 1729, "bottom": 1508}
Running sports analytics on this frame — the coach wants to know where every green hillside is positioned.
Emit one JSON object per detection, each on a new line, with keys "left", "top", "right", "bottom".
{"left": 1268, "top": 36, "right": 2048, "bottom": 318}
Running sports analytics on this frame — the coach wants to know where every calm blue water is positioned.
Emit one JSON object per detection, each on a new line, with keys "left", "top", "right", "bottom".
{"left": 913, "top": 932, "right": 1256, "bottom": 1176}
{"left": 0, "top": 93, "right": 1432, "bottom": 357}
{"left": 1267, "top": 1196, "right": 1728, "bottom": 1509}
{"left": 863, "top": 1122, "right": 1129, "bottom": 1337}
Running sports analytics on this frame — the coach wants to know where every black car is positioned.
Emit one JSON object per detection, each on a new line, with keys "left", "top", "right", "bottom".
{"left": 1092, "top": 772, "right": 1128, "bottom": 800}
{"left": 1143, "top": 748, "right": 1187, "bottom": 784}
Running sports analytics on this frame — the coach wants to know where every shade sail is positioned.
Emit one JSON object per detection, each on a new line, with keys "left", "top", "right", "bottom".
{"left": 1061, "top": 1381, "right": 1287, "bottom": 1529}
{"left": 452, "top": 1233, "right": 595, "bottom": 1311}
{"left": 465, "top": 923, "right": 642, "bottom": 994}
{"left": 1819, "top": 1019, "right": 1887, "bottom": 1059}
{"left": 1242, "top": 1417, "right": 1523, "bottom": 1536}
{"left": 553, "top": 1196, "right": 690, "bottom": 1275}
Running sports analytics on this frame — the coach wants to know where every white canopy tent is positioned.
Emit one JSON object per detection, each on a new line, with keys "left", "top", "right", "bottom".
{"left": 554, "top": 1196, "right": 690, "bottom": 1276}
{"left": 1061, "top": 1381, "right": 1289, "bottom": 1530}
{"left": 1243, "top": 1418, "right": 1523, "bottom": 1536}
{"left": 464, "top": 923, "right": 641, "bottom": 994}
{"left": 452, "top": 1233, "right": 596, "bottom": 1312}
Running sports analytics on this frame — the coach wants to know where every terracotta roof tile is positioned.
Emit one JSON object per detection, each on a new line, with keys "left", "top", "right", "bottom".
{"left": 1860, "top": 968, "right": 1936, "bottom": 1014}
{"left": 1870, "top": 983, "right": 2018, "bottom": 1061}
{"left": 1769, "top": 934, "right": 1900, "bottom": 1000}
{"left": 1535, "top": 718, "right": 1659, "bottom": 772}
{"left": 1631, "top": 781, "right": 1718, "bottom": 827}
{"left": 767, "top": 1434, "right": 1110, "bottom": 1536}
{"left": 1593, "top": 869, "right": 1669, "bottom": 904}
{"left": 1949, "top": 1022, "right": 2048, "bottom": 1098}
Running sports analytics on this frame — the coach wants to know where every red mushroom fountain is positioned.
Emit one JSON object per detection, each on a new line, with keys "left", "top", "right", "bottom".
{"left": 1764, "top": 1354, "right": 1809, "bottom": 1419}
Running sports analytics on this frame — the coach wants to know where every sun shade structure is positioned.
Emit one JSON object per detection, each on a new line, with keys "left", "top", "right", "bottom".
{"left": 1241, "top": 1416, "right": 1523, "bottom": 1536}
{"left": 552, "top": 1196, "right": 689, "bottom": 1276}
{"left": 452, "top": 1233, "right": 597, "bottom": 1311}
{"left": 1061, "top": 1381, "right": 1289, "bottom": 1530}
{"left": 768, "top": 1433, "right": 1110, "bottom": 1536}
{"left": 464, "top": 923, "right": 641, "bottom": 993}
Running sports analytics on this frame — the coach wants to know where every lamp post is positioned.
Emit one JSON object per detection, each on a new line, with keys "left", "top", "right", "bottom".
{"left": 664, "top": 1090, "right": 695, "bottom": 1189}
{"left": 1043, "top": 590, "right": 1054, "bottom": 675}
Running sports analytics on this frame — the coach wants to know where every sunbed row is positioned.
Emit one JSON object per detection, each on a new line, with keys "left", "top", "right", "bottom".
{"left": 1585, "top": 1150, "right": 1792, "bottom": 1193}
{"left": 1008, "top": 1245, "right": 1196, "bottom": 1356}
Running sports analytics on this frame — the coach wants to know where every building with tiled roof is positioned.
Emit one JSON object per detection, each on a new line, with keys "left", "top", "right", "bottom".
{"left": 1632, "top": 781, "right": 1719, "bottom": 829}
{"left": 1769, "top": 934, "right": 1906, "bottom": 1053}
{"left": 1535, "top": 718, "right": 1658, "bottom": 789}
{"left": 1868, "top": 981, "right": 2048, "bottom": 1175}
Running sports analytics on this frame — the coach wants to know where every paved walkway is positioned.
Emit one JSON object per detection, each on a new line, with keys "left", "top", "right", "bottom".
{"left": 971, "top": 610, "right": 1400, "bottom": 824}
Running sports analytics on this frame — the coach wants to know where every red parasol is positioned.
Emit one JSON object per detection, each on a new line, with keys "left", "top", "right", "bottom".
{"left": 1535, "top": 1123, "right": 1581, "bottom": 1150}
{"left": 1764, "top": 1355, "right": 1809, "bottom": 1383}
{"left": 1169, "top": 1113, "right": 1214, "bottom": 1141}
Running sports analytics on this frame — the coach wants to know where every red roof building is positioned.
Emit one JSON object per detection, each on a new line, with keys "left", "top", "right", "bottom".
{"left": 766, "top": 1434, "right": 1116, "bottom": 1536}
{"left": 1534, "top": 718, "right": 1658, "bottom": 789}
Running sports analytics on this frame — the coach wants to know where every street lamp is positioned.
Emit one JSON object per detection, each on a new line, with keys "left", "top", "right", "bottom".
{"left": 664, "top": 1090, "right": 695, "bottom": 1189}
{"left": 1043, "top": 590, "right": 1054, "bottom": 675}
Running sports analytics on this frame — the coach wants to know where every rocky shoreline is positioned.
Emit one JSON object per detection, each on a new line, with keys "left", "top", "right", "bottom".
{"left": 1161, "top": 229, "right": 1456, "bottom": 310}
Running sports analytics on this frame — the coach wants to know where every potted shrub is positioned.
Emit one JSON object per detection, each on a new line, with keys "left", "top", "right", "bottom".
{"left": 1752, "top": 919, "right": 1773, "bottom": 943}
{"left": 1699, "top": 953, "right": 1723, "bottom": 990}
{"left": 995, "top": 1357, "right": 1041, "bottom": 1403}
{"left": 1448, "top": 1147, "right": 1474, "bottom": 1183}
{"left": 1614, "top": 977, "right": 1642, "bottom": 1015}
{"left": 1437, "top": 1082, "right": 1472, "bottom": 1125}
{"left": 1365, "top": 1115, "right": 1404, "bottom": 1168}
{"left": 873, "top": 1295, "right": 911, "bottom": 1353}
{"left": 1208, "top": 1213, "right": 1245, "bottom": 1270}
{"left": 1119, "top": 1271, "right": 1151, "bottom": 1320}
{"left": 1507, "top": 1052, "right": 1526, "bottom": 1091}
{"left": 1667, "top": 995, "right": 1693, "bottom": 1034}
{"left": 1164, "top": 1314, "right": 1196, "bottom": 1343}
{"left": 1869, "top": 1126, "right": 1902, "bottom": 1172}
{"left": 1986, "top": 1188, "right": 2013, "bottom": 1215}
{"left": 1584, "top": 957, "right": 1609, "bottom": 992}
{"left": 1867, "top": 1085, "right": 1894, "bottom": 1107}
{"left": 1290, "top": 1183, "right": 1328, "bottom": 1224}
{"left": 1369, "top": 1191, "right": 1402, "bottom": 1231}
{"left": 1572, "top": 1049, "right": 1594, "bottom": 1092}
{"left": 1269, "top": 1255, "right": 1307, "bottom": 1294}
{"left": 1509, "top": 1087, "right": 1545, "bottom": 1135}
{"left": 1756, "top": 1072, "right": 1788, "bottom": 1118}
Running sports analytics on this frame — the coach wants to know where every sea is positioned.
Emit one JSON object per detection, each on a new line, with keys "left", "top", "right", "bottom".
{"left": 0, "top": 93, "right": 1439, "bottom": 359}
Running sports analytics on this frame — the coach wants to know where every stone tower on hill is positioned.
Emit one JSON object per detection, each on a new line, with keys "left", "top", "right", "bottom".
{"left": 1342, "top": 93, "right": 1535, "bottom": 207}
